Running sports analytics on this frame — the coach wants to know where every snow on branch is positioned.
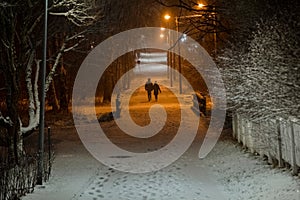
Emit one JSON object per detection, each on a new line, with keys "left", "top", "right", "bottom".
{"left": 218, "top": 15, "right": 299, "bottom": 120}
{"left": 21, "top": 58, "right": 40, "bottom": 134}
{"left": 0, "top": 112, "right": 13, "bottom": 127}
{"left": 45, "top": 42, "right": 65, "bottom": 93}
{"left": 50, "top": 0, "right": 96, "bottom": 26}
{"left": 64, "top": 43, "right": 79, "bottom": 52}
{"left": 25, "top": 50, "right": 36, "bottom": 125}
{"left": 0, "top": 2, "right": 17, "bottom": 8}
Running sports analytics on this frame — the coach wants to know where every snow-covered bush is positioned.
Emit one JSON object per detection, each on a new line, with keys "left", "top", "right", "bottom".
{"left": 219, "top": 14, "right": 300, "bottom": 120}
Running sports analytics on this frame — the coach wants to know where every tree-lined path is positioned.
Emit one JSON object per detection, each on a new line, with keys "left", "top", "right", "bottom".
{"left": 22, "top": 62, "right": 299, "bottom": 200}
{"left": 1, "top": 1, "right": 299, "bottom": 200}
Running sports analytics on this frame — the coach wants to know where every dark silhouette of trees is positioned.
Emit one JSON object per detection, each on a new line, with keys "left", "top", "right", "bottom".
{"left": 156, "top": 0, "right": 230, "bottom": 56}
{"left": 157, "top": 0, "right": 299, "bottom": 120}
{"left": 0, "top": 0, "right": 100, "bottom": 163}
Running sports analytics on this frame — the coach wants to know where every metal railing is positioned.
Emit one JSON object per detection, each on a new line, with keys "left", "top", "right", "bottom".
{"left": 0, "top": 127, "right": 54, "bottom": 200}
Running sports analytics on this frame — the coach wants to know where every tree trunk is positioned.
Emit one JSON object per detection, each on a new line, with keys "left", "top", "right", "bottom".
{"left": 50, "top": 80, "right": 60, "bottom": 111}
{"left": 48, "top": 45, "right": 60, "bottom": 112}
{"left": 6, "top": 69, "right": 22, "bottom": 164}
{"left": 58, "top": 64, "right": 68, "bottom": 112}
{"left": 102, "top": 71, "right": 114, "bottom": 103}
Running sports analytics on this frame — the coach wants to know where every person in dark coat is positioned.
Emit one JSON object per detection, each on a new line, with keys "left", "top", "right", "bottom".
{"left": 145, "top": 78, "right": 153, "bottom": 101}
{"left": 153, "top": 81, "right": 161, "bottom": 101}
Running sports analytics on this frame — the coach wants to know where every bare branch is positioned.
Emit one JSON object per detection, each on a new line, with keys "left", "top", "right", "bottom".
{"left": 21, "top": 59, "right": 40, "bottom": 134}
{"left": 25, "top": 50, "right": 36, "bottom": 126}
{"left": 50, "top": 0, "right": 96, "bottom": 26}
{"left": 0, "top": 112, "right": 13, "bottom": 127}
{"left": 45, "top": 42, "right": 66, "bottom": 93}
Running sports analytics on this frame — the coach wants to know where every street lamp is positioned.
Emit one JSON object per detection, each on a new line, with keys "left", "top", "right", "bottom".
{"left": 197, "top": 3, "right": 217, "bottom": 57}
{"left": 163, "top": 14, "right": 173, "bottom": 87}
{"left": 198, "top": 3, "right": 205, "bottom": 8}
{"left": 175, "top": 14, "right": 207, "bottom": 94}
{"left": 37, "top": 0, "right": 48, "bottom": 185}
{"left": 175, "top": 13, "right": 206, "bottom": 94}
{"left": 174, "top": 4, "right": 217, "bottom": 93}
{"left": 213, "top": 6, "right": 217, "bottom": 57}
{"left": 175, "top": 16, "right": 182, "bottom": 94}
{"left": 164, "top": 14, "right": 171, "bottom": 20}
{"left": 162, "top": 13, "right": 203, "bottom": 94}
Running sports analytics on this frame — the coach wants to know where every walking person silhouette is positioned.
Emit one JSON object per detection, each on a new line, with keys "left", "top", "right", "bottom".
{"left": 145, "top": 78, "right": 153, "bottom": 101}
{"left": 153, "top": 81, "right": 161, "bottom": 102}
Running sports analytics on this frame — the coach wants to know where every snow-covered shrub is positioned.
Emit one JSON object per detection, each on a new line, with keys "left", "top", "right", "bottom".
{"left": 219, "top": 14, "right": 300, "bottom": 120}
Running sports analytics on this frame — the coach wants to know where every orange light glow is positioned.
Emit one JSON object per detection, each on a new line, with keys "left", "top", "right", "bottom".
{"left": 164, "top": 14, "right": 171, "bottom": 20}
{"left": 198, "top": 3, "right": 205, "bottom": 8}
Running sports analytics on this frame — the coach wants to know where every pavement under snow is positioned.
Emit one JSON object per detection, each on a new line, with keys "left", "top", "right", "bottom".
{"left": 22, "top": 78, "right": 300, "bottom": 200}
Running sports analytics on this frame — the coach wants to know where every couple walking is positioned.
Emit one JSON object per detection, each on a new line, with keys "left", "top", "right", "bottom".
{"left": 145, "top": 78, "right": 161, "bottom": 102}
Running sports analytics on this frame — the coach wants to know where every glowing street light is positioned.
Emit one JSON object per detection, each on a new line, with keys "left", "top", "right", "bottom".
{"left": 164, "top": 14, "right": 171, "bottom": 20}
{"left": 162, "top": 3, "right": 218, "bottom": 94}
{"left": 163, "top": 14, "right": 173, "bottom": 87}
{"left": 198, "top": 3, "right": 205, "bottom": 8}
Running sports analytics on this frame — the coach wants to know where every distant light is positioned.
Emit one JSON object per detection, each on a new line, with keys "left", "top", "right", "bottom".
{"left": 90, "top": 42, "right": 95, "bottom": 49}
{"left": 161, "top": 27, "right": 166, "bottom": 31}
{"left": 181, "top": 33, "right": 187, "bottom": 42}
{"left": 198, "top": 3, "right": 205, "bottom": 8}
{"left": 160, "top": 34, "right": 164, "bottom": 38}
{"left": 164, "top": 14, "right": 171, "bottom": 20}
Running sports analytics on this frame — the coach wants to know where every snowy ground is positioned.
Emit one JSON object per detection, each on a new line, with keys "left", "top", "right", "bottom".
{"left": 22, "top": 77, "right": 300, "bottom": 200}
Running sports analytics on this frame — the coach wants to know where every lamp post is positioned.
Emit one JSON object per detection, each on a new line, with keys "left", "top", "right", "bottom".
{"left": 197, "top": 3, "right": 217, "bottom": 57}
{"left": 174, "top": 3, "right": 217, "bottom": 93}
{"left": 175, "top": 13, "right": 205, "bottom": 94}
{"left": 175, "top": 17, "right": 182, "bottom": 94}
{"left": 37, "top": 0, "right": 48, "bottom": 185}
{"left": 164, "top": 14, "right": 173, "bottom": 87}
{"left": 175, "top": 15, "right": 203, "bottom": 94}
{"left": 213, "top": 6, "right": 217, "bottom": 57}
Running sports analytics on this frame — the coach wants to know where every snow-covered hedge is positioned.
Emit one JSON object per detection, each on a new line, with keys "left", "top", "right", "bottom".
{"left": 219, "top": 15, "right": 299, "bottom": 120}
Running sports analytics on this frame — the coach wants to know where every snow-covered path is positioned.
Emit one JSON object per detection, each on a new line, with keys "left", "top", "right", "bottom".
{"left": 22, "top": 76, "right": 300, "bottom": 200}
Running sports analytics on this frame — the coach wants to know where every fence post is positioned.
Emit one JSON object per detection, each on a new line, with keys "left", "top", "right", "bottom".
{"left": 247, "top": 120, "right": 254, "bottom": 153}
{"left": 232, "top": 113, "right": 237, "bottom": 139}
{"left": 276, "top": 117, "right": 284, "bottom": 168}
{"left": 47, "top": 127, "right": 52, "bottom": 179}
{"left": 242, "top": 118, "right": 246, "bottom": 147}
{"left": 237, "top": 114, "right": 241, "bottom": 143}
{"left": 258, "top": 120, "right": 264, "bottom": 157}
{"left": 266, "top": 120, "right": 274, "bottom": 165}
{"left": 289, "top": 116, "right": 299, "bottom": 175}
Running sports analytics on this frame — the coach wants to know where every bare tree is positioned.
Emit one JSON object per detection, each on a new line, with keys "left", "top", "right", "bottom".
{"left": 156, "top": 0, "right": 230, "bottom": 56}
{"left": 0, "top": 0, "right": 100, "bottom": 163}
